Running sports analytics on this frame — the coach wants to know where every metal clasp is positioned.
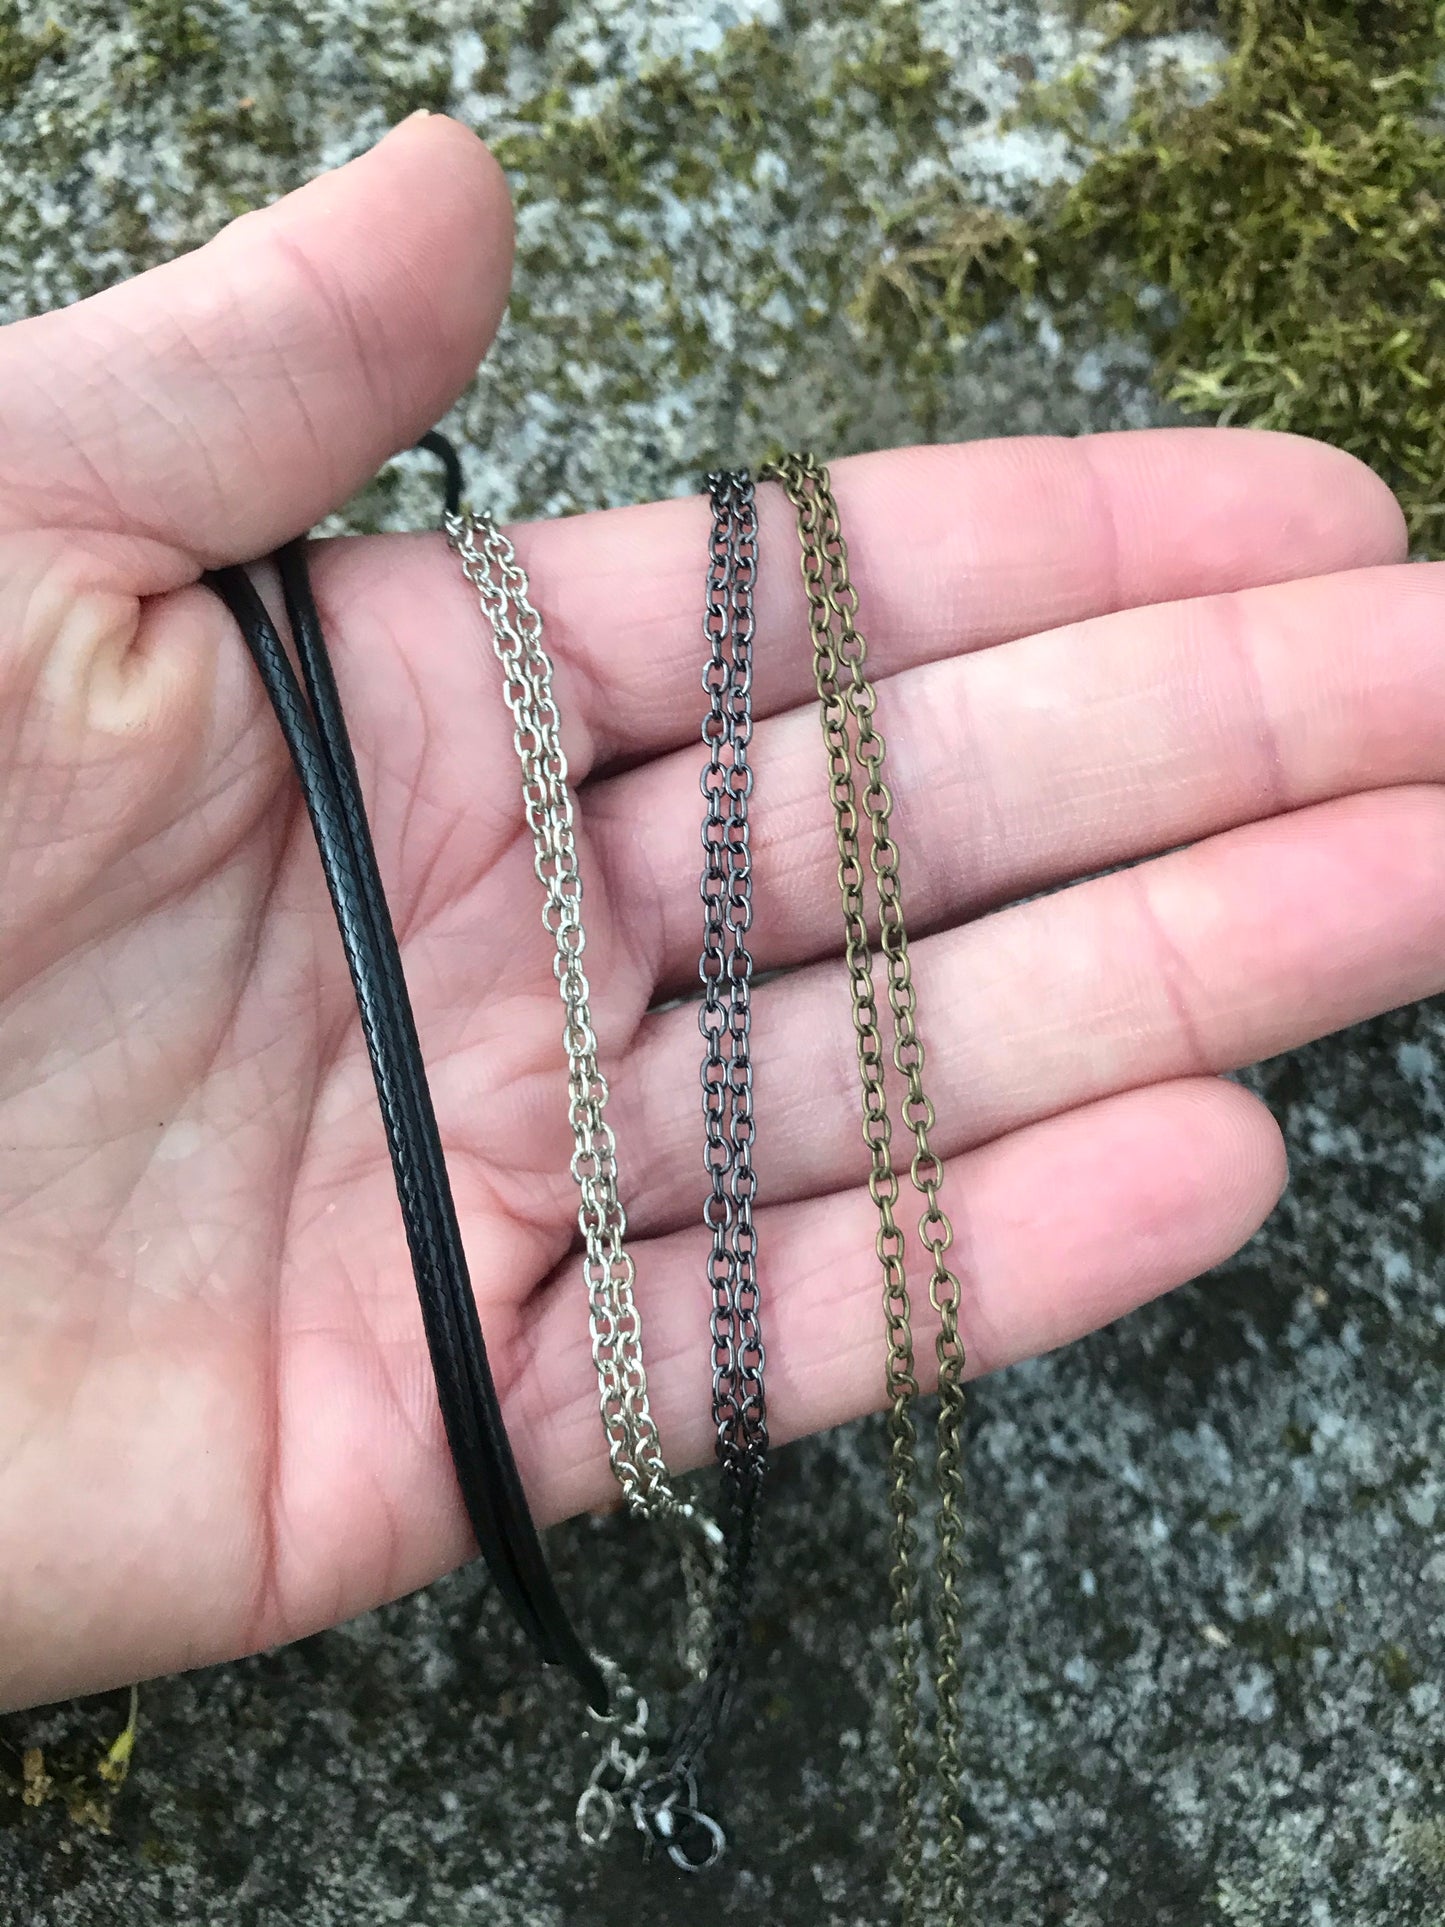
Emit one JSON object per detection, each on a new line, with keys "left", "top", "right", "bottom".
{"left": 576, "top": 1658, "right": 650, "bottom": 1849}
{"left": 674, "top": 1499, "right": 725, "bottom": 1554}
{"left": 632, "top": 1771, "right": 728, "bottom": 1874}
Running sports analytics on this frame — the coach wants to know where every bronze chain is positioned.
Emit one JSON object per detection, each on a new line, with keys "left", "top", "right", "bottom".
{"left": 761, "top": 453, "right": 969, "bottom": 1926}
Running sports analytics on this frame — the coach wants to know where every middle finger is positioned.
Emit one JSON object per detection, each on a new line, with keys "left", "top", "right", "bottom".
{"left": 585, "top": 559, "right": 1445, "bottom": 987}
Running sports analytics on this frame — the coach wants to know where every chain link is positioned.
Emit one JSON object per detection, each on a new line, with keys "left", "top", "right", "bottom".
{"left": 761, "top": 454, "right": 969, "bottom": 1926}
{"left": 575, "top": 1659, "right": 651, "bottom": 1849}
{"left": 699, "top": 469, "right": 766, "bottom": 1496}
{"left": 636, "top": 470, "right": 770, "bottom": 1837}
{"left": 445, "top": 507, "right": 722, "bottom": 1851}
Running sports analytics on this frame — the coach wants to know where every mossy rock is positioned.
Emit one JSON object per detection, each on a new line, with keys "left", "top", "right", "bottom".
{"left": 868, "top": 0, "right": 1445, "bottom": 546}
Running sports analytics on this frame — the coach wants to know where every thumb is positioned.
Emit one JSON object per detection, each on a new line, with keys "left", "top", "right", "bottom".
{"left": 0, "top": 114, "right": 511, "bottom": 589}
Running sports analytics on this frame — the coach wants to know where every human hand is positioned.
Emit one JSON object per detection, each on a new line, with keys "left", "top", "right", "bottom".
{"left": 0, "top": 116, "right": 1434, "bottom": 1714}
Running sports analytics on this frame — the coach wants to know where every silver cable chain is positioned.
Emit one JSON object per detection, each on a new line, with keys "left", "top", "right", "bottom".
{"left": 445, "top": 507, "right": 722, "bottom": 1856}
{"left": 574, "top": 1659, "right": 651, "bottom": 1850}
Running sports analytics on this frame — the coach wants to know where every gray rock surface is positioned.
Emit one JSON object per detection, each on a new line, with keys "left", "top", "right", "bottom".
{"left": 2, "top": 3, "right": 1443, "bottom": 1923}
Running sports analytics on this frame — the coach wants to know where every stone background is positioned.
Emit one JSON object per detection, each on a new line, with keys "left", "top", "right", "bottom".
{"left": 1, "top": 3, "right": 1442, "bottom": 1923}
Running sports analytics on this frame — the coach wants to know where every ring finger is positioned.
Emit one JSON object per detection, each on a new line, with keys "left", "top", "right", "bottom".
{"left": 508, "top": 1075, "right": 1283, "bottom": 1522}
{"left": 610, "top": 783, "right": 1445, "bottom": 1235}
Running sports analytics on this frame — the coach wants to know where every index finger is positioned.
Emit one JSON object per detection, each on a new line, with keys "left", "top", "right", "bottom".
{"left": 504, "top": 427, "right": 1405, "bottom": 770}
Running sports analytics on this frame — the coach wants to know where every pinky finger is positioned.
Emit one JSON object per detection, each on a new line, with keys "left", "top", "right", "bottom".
{"left": 509, "top": 1076, "right": 1287, "bottom": 1524}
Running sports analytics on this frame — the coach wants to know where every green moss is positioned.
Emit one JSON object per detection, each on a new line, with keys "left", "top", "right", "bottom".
{"left": 125, "top": 0, "right": 221, "bottom": 76}
{"left": 463, "top": 2, "right": 963, "bottom": 475}
{"left": 356, "top": 3, "right": 453, "bottom": 121}
{"left": 0, "top": 4, "right": 65, "bottom": 109}
{"left": 185, "top": 92, "right": 307, "bottom": 173}
{"left": 1006, "top": 57, "right": 1106, "bottom": 141}
{"left": 835, "top": 10, "right": 953, "bottom": 126}
{"left": 859, "top": 0, "right": 1445, "bottom": 549}
{"left": 1377, "top": 1642, "right": 1418, "bottom": 1692}
{"left": 8, "top": 0, "right": 1439, "bottom": 538}
{"left": 1070, "top": 0, "right": 1214, "bottom": 38}
{"left": 0, "top": 1687, "right": 138, "bottom": 1834}
{"left": 854, "top": 191, "right": 1039, "bottom": 398}
{"left": 1394, "top": 1813, "right": 1445, "bottom": 1874}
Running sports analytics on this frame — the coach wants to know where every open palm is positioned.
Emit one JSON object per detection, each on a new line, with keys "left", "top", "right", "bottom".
{"left": 1, "top": 117, "right": 1438, "bottom": 1716}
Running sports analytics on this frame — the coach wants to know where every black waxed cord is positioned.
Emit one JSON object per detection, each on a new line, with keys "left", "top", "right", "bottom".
{"left": 202, "top": 437, "right": 608, "bottom": 1714}
{"left": 416, "top": 429, "right": 463, "bottom": 518}
{"left": 274, "top": 535, "right": 610, "bottom": 1691}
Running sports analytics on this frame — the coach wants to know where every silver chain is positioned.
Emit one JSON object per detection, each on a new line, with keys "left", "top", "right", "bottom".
{"left": 447, "top": 506, "right": 672, "bottom": 1514}
{"left": 445, "top": 506, "right": 721, "bottom": 1855}
{"left": 574, "top": 1658, "right": 651, "bottom": 1849}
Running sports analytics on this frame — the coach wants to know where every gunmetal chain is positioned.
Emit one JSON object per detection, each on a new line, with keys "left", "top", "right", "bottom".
{"left": 445, "top": 507, "right": 722, "bottom": 1860}
{"left": 635, "top": 470, "right": 769, "bottom": 1838}
{"left": 761, "top": 454, "right": 969, "bottom": 1927}
{"left": 699, "top": 470, "right": 766, "bottom": 1499}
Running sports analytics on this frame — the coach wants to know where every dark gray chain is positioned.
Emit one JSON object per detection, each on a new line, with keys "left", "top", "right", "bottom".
{"left": 697, "top": 469, "right": 766, "bottom": 1505}
{"left": 632, "top": 470, "right": 769, "bottom": 1861}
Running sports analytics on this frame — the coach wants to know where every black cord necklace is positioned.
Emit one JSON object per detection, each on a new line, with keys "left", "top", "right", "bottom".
{"left": 201, "top": 435, "right": 609, "bottom": 1716}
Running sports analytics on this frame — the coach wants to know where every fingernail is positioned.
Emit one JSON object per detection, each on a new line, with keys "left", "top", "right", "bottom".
{"left": 378, "top": 108, "right": 433, "bottom": 148}
{"left": 380, "top": 109, "right": 432, "bottom": 141}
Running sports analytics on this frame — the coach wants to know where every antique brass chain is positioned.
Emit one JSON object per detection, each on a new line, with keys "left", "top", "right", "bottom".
{"left": 761, "top": 453, "right": 969, "bottom": 1925}
{"left": 445, "top": 507, "right": 723, "bottom": 1866}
